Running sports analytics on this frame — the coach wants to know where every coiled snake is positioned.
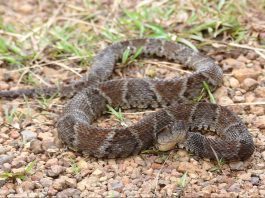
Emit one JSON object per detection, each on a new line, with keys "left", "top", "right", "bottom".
{"left": 0, "top": 38, "right": 255, "bottom": 161}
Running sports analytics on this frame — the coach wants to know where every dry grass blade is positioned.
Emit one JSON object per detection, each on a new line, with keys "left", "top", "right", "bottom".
{"left": 143, "top": 60, "right": 192, "bottom": 74}
{"left": 56, "top": 17, "right": 100, "bottom": 31}
{"left": 16, "top": 68, "right": 30, "bottom": 85}
{"left": 228, "top": 43, "right": 265, "bottom": 52}
{"left": 209, "top": 144, "right": 224, "bottom": 172}
{"left": 211, "top": 41, "right": 265, "bottom": 59}
{"left": 20, "top": 3, "right": 64, "bottom": 42}
{"left": 0, "top": 30, "right": 23, "bottom": 38}
{"left": 49, "top": 61, "right": 82, "bottom": 77}
{"left": 222, "top": 102, "right": 265, "bottom": 106}
{"left": 122, "top": 110, "right": 156, "bottom": 115}
{"left": 29, "top": 71, "right": 52, "bottom": 87}
{"left": 153, "top": 151, "right": 172, "bottom": 196}
{"left": 254, "top": 50, "right": 265, "bottom": 60}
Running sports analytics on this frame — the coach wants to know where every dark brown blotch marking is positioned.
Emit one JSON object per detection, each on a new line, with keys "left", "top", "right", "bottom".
{"left": 100, "top": 80, "right": 126, "bottom": 106}
{"left": 154, "top": 80, "right": 184, "bottom": 104}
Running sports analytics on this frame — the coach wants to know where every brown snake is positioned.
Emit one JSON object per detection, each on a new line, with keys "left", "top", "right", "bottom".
{"left": 0, "top": 38, "right": 255, "bottom": 161}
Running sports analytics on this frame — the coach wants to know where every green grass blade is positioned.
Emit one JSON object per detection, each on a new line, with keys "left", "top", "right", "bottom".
{"left": 218, "top": 0, "right": 226, "bottom": 11}
{"left": 122, "top": 48, "right": 130, "bottom": 64}
{"left": 25, "top": 160, "right": 36, "bottom": 173}
{"left": 132, "top": 46, "right": 143, "bottom": 60}
{"left": 0, "top": 172, "right": 13, "bottom": 179}
{"left": 203, "top": 81, "right": 216, "bottom": 104}
{"left": 188, "top": 20, "right": 217, "bottom": 35}
{"left": 107, "top": 105, "right": 123, "bottom": 121}
{"left": 178, "top": 171, "right": 188, "bottom": 188}
{"left": 177, "top": 38, "right": 198, "bottom": 52}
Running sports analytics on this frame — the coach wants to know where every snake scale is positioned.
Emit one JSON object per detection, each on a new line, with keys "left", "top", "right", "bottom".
{"left": 0, "top": 38, "right": 254, "bottom": 161}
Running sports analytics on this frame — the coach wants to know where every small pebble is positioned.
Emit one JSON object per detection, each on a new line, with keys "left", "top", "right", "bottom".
{"left": 65, "top": 177, "right": 77, "bottom": 188}
{"left": 92, "top": 169, "right": 103, "bottom": 176}
{"left": 10, "top": 131, "right": 20, "bottom": 139}
{"left": 42, "top": 139, "right": 58, "bottom": 151}
{"left": 255, "top": 86, "right": 265, "bottom": 98}
{"left": 223, "top": 58, "right": 244, "bottom": 70}
{"left": 11, "top": 156, "right": 27, "bottom": 168}
{"left": 260, "top": 190, "right": 265, "bottom": 196}
{"left": 53, "top": 178, "right": 66, "bottom": 191}
{"left": 233, "top": 95, "right": 245, "bottom": 103}
{"left": 242, "top": 78, "right": 258, "bottom": 91}
{"left": 110, "top": 180, "right": 124, "bottom": 191}
{"left": 40, "top": 177, "right": 53, "bottom": 188}
{"left": 251, "top": 176, "right": 260, "bottom": 186}
{"left": 227, "top": 183, "right": 241, "bottom": 192}
{"left": 21, "top": 181, "right": 35, "bottom": 191}
{"left": 2, "top": 163, "right": 11, "bottom": 171}
{"left": 233, "top": 68, "right": 260, "bottom": 82}
{"left": 229, "top": 77, "right": 239, "bottom": 88}
{"left": 45, "top": 158, "right": 59, "bottom": 167}
{"left": 77, "top": 159, "right": 89, "bottom": 170}
{"left": 261, "top": 151, "right": 265, "bottom": 161}
{"left": 202, "top": 161, "right": 212, "bottom": 171}
{"left": 0, "top": 155, "right": 14, "bottom": 165}
{"left": 47, "top": 165, "right": 64, "bottom": 177}
{"left": 177, "top": 162, "right": 197, "bottom": 173}
{"left": 254, "top": 116, "right": 265, "bottom": 129}
{"left": 250, "top": 106, "right": 264, "bottom": 116}
{"left": 30, "top": 140, "right": 43, "bottom": 154}
{"left": 56, "top": 188, "right": 81, "bottom": 198}
{"left": 0, "top": 146, "right": 7, "bottom": 154}
{"left": 21, "top": 130, "right": 37, "bottom": 142}
{"left": 229, "top": 161, "right": 244, "bottom": 171}
{"left": 238, "top": 172, "right": 251, "bottom": 181}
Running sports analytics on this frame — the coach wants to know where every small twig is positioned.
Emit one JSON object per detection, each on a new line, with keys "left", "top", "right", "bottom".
{"left": 210, "top": 40, "right": 265, "bottom": 60}
{"left": 19, "top": 26, "right": 42, "bottom": 42}
{"left": 110, "top": 0, "right": 122, "bottom": 15}
{"left": 67, "top": 55, "right": 92, "bottom": 60}
{"left": 209, "top": 144, "right": 224, "bottom": 172}
{"left": 136, "top": 0, "right": 168, "bottom": 8}
{"left": 16, "top": 68, "right": 30, "bottom": 85}
{"left": 29, "top": 71, "right": 52, "bottom": 87}
{"left": 7, "top": 55, "right": 91, "bottom": 74}
{"left": 143, "top": 60, "right": 192, "bottom": 74}
{"left": 57, "top": 17, "right": 100, "bottom": 31}
{"left": 221, "top": 102, "right": 265, "bottom": 106}
{"left": 122, "top": 110, "right": 156, "bottom": 115}
{"left": 40, "top": 3, "right": 65, "bottom": 38}
{"left": 254, "top": 50, "right": 265, "bottom": 60}
{"left": 0, "top": 30, "right": 23, "bottom": 38}
{"left": 66, "top": 4, "right": 86, "bottom": 12}
{"left": 20, "top": 3, "right": 64, "bottom": 42}
{"left": 194, "top": 38, "right": 265, "bottom": 59}
{"left": 153, "top": 151, "right": 173, "bottom": 196}
{"left": 227, "top": 43, "right": 265, "bottom": 53}
{"left": 48, "top": 61, "right": 82, "bottom": 77}
{"left": 223, "top": 73, "right": 233, "bottom": 76}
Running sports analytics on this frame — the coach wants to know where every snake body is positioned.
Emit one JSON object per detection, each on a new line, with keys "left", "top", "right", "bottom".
{"left": 0, "top": 38, "right": 254, "bottom": 160}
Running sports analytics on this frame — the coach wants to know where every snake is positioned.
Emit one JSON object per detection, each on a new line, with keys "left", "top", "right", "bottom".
{"left": 0, "top": 38, "right": 255, "bottom": 161}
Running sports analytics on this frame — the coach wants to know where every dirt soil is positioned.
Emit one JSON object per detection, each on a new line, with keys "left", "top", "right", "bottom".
{"left": 0, "top": 0, "right": 265, "bottom": 197}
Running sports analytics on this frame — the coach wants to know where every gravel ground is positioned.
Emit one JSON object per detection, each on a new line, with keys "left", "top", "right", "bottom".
{"left": 0, "top": 1, "right": 265, "bottom": 197}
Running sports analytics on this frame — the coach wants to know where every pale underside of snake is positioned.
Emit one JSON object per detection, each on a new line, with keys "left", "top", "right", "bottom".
{"left": 0, "top": 38, "right": 255, "bottom": 161}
